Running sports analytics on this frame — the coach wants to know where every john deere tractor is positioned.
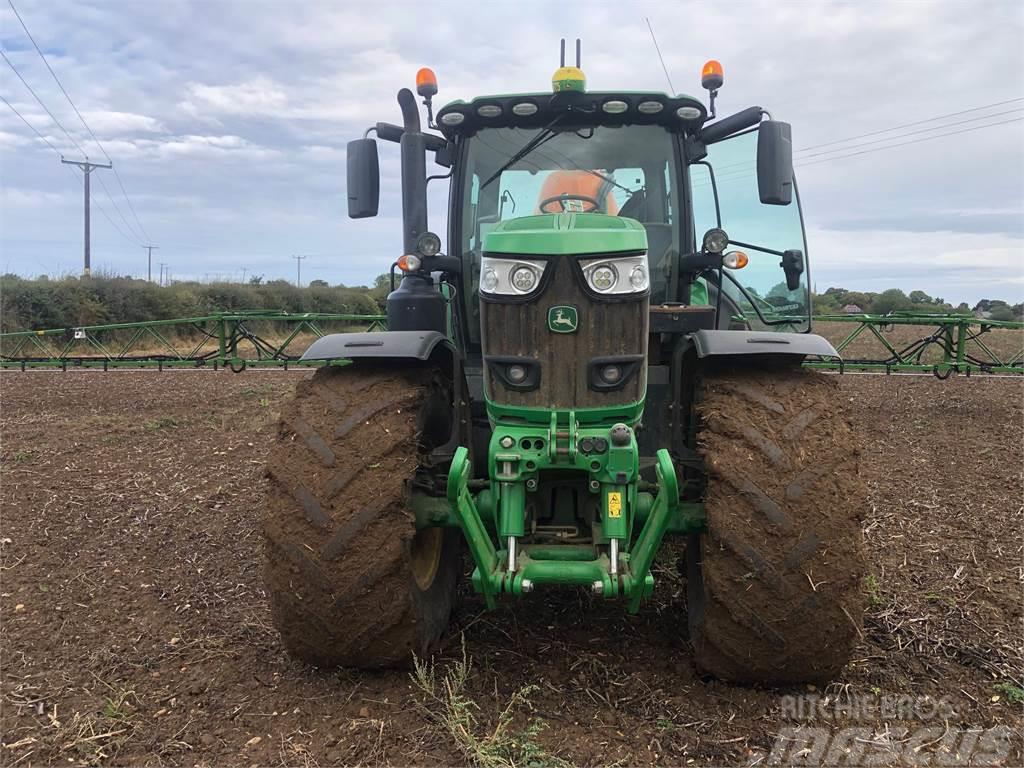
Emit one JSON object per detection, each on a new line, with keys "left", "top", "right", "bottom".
{"left": 262, "top": 43, "right": 866, "bottom": 684}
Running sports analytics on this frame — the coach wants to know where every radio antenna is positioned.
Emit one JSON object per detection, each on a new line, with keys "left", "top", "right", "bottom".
{"left": 645, "top": 17, "right": 676, "bottom": 94}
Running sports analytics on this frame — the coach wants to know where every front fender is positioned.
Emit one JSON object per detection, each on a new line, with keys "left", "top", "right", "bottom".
{"left": 689, "top": 330, "right": 839, "bottom": 360}
{"left": 301, "top": 330, "right": 453, "bottom": 362}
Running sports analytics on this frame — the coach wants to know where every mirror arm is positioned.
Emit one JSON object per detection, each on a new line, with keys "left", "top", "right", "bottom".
{"left": 699, "top": 106, "right": 764, "bottom": 144}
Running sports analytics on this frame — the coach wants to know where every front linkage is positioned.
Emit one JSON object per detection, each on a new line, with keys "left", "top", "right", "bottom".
{"left": 444, "top": 414, "right": 703, "bottom": 611}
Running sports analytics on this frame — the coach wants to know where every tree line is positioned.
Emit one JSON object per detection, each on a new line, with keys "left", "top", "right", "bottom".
{"left": 0, "top": 273, "right": 1020, "bottom": 332}
{"left": 0, "top": 273, "right": 389, "bottom": 332}
{"left": 813, "top": 287, "right": 1023, "bottom": 320}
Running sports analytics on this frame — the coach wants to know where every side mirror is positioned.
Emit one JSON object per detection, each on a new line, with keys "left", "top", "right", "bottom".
{"left": 781, "top": 249, "right": 804, "bottom": 290}
{"left": 757, "top": 121, "right": 793, "bottom": 205}
{"left": 346, "top": 138, "right": 380, "bottom": 218}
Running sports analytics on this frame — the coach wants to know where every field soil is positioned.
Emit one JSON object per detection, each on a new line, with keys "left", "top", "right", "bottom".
{"left": 1, "top": 369, "right": 1022, "bottom": 766}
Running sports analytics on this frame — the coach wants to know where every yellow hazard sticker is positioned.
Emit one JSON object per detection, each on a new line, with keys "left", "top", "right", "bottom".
{"left": 607, "top": 492, "right": 622, "bottom": 518}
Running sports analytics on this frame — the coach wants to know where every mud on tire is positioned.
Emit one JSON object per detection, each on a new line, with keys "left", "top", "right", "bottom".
{"left": 687, "top": 365, "right": 866, "bottom": 684}
{"left": 262, "top": 363, "right": 460, "bottom": 668}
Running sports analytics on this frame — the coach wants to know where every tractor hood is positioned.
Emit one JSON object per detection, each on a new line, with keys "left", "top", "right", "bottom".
{"left": 483, "top": 213, "right": 647, "bottom": 257}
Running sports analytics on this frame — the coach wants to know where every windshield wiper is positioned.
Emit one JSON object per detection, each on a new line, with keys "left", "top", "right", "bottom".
{"left": 480, "top": 113, "right": 566, "bottom": 190}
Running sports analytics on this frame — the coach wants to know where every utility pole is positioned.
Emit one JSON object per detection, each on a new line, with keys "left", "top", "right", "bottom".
{"left": 158, "top": 262, "right": 167, "bottom": 286}
{"left": 61, "top": 157, "right": 112, "bottom": 277}
{"left": 143, "top": 245, "right": 159, "bottom": 282}
{"left": 291, "top": 254, "right": 307, "bottom": 287}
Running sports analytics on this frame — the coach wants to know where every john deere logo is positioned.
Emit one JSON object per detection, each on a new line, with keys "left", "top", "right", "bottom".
{"left": 547, "top": 305, "right": 578, "bottom": 333}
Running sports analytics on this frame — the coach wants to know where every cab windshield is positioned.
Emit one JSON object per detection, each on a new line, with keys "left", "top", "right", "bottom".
{"left": 457, "top": 124, "right": 682, "bottom": 341}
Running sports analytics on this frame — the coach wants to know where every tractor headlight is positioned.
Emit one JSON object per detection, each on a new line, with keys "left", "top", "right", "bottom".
{"left": 506, "top": 365, "right": 527, "bottom": 383}
{"left": 600, "top": 364, "right": 622, "bottom": 383}
{"left": 510, "top": 266, "right": 538, "bottom": 293}
{"left": 481, "top": 268, "right": 499, "bottom": 292}
{"left": 702, "top": 227, "right": 729, "bottom": 254}
{"left": 590, "top": 265, "right": 618, "bottom": 292}
{"left": 479, "top": 256, "right": 548, "bottom": 297}
{"left": 629, "top": 265, "right": 648, "bottom": 290}
{"left": 580, "top": 253, "right": 649, "bottom": 296}
{"left": 416, "top": 231, "right": 442, "bottom": 257}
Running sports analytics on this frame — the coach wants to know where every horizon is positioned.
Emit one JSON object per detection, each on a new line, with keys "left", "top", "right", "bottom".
{"left": 2, "top": 269, "right": 1019, "bottom": 312}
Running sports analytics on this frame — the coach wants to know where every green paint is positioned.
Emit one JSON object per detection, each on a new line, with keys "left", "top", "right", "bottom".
{"left": 482, "top": 399, "right": 647, "bottom": 427}
{"left": 483, "top": 213, "right": 647, "bottom": 256}
{"left": 444, "top": 400, "right": 683, "bottom": 609}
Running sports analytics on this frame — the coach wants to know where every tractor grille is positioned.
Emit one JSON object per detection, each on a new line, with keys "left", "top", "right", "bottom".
{"left": 481, "top": 256, "right": 648, "bottom": 410}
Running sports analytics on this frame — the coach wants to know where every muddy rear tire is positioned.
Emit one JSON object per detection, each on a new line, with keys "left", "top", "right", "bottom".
{"left": 262, "top": 364, "right": 460, "bottom": 668}
{"left": 687, "top": 366, "right": 866, "bottom": 684}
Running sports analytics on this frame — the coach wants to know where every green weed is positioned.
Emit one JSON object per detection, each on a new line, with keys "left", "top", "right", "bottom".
{"left": 865, "top": 574, "right": 883, "bottom": 606}
{"left": 143, "top": 416, "right": 178, "bottom": 431}
{"left": 241, "top": 384, "right": 275, "bottom": 396}
{"left": 994, "top": 682, "right": 1024, "bottom": 704}
{"left": 412, "top": 638, "right": 571, "bottom": 768}
{"left": 102, "top": 693, "right": 131, "bottom": 720}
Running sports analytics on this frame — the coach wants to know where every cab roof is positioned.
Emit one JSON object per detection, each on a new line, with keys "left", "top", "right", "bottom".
{"left": 435, "top": 91, "right": 708, "bottom": 138}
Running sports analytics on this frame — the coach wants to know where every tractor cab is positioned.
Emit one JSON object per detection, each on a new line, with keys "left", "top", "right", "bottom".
{"left": 437, "top": 86, "right": 812, "bottom": 344}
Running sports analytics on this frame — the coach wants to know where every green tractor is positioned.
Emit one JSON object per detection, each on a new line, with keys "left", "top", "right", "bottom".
{"left": 262, "top": 43, "right": 866, "bottom": 684}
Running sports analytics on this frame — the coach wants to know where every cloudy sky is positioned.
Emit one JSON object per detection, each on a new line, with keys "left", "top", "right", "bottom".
{"left": 1, "top": 0, "right": 1022, "bottom": 304}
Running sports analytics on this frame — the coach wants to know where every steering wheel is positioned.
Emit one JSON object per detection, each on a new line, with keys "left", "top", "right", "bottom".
{"left": 539, "top": 193, "right": 601, "bottom": 214}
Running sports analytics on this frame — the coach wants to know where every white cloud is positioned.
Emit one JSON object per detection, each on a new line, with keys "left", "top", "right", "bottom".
{"left": 81, "top": 110, "right": 165, "bottom": 134}
{"left": 0, "top": 188, "right": 73, "bottom": 207}
{"left": 809, "top": 226, "right": 1024, "bottom": 302}
{"left": 180, "top": 78, "right": 289, "bottom": 117}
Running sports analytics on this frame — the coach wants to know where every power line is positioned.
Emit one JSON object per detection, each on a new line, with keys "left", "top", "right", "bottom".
{"left": 708, "top": 103, "right": 1019, "bottom": 177}
{"left": 110, "top": 165, "right": 150, "bottom": 242}
{"left": 292, "top": 254, "right": 308, "bottom": 287}
{"left": 644, "top": 17, "right": 675, "bottom": 95}
{"left": 143, "top": 244, "right": 159, "bottom": 282}
{"left": 1, "top": 94, "right": 145, "bottom": 249}
{"left": 94, "top": 168, "right": 146, "bottom": 243}
{"left": 1, "top": 93, "right": 60, "bottom": 154}
{"left": 0, "top": 49, "right": 84, "bottom": 155}
{"left": 796, "top": 116, "right": 1024, "bottom": 169}
{"left": 2, "top": 48, "right": 144, "bottom": 245}
{"left": 799, "top": 96, "right": 1024, "bottom": 153}
{"left": 710, "top": 103, "right": 1024, "bottom": 175}
{"left": 798, "top": 108, "right": 1024, "bottom": 161}
{"left": 698, "top": 115, "right": 1024, "bottom": 189}
{"left": 62, "top": 156, "right": 111, "bottom": 276}
{"left": 7, "top": 0, "right": 152, "bottom": 243}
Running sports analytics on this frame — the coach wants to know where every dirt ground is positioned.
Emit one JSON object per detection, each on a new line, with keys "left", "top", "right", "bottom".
{"left": 1, "top": 369, "right": 1022, "bottom": 766}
